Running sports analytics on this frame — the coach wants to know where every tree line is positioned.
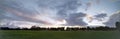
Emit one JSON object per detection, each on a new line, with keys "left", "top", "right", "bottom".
{"left": 0, "top": 22, "right": 120, "bottom": 31}
{"left": 0, "top": 26, "right": 116, "bottom": 31}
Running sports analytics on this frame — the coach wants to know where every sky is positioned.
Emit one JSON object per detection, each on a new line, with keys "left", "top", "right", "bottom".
{"left": 0, "top": 0, "right": 120, "bottom": 28}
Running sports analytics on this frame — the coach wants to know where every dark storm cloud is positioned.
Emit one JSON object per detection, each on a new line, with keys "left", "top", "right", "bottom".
{"left": 94, "top": 13, "right": 107, "bottom": 21}
{"left": 66, "top": 12, "right": 87, "bottom": 26}
{"left": 104, "top": 11, "right": 120, "bottom": 27}
{"left": 56, "top": 0, "right": 82, "bottom": 18}
{"left": 0, "top": 0, "right": 88, "bottom": 26}
{"left": 95, "top": 13, "right": 107, "bottom": 18}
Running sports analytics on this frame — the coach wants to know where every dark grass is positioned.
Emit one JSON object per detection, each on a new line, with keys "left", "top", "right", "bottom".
{"left": 0, "top": 30, "right": 120, "bottom": 39}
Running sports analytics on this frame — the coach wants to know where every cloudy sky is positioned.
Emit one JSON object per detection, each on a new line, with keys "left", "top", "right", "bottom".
{"left": 0, "top": 0, "right": 120, "bottom": 28}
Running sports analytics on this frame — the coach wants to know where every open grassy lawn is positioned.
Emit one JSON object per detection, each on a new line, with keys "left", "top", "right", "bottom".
{"left": 0, "top": 30, "right": 120, "bottom": 39}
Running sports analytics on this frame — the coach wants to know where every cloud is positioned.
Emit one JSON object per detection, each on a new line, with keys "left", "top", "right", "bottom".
{"left": 94, "top": 13, "right": 107, "bottom": 21}
{"left": 96, "top": 0, "right": 100, "bottom": 4}
{"left": 56, "top": 0, "right": 82, "bottom": 18}
{"left": 0, "top": 0, "right": 59, "bottom": 25}
{"left": 104, "top": 11, "right": 120, "bottom": 27}
{"left": 0, "top": 19, "right": 38, "bottom": 28}
{"left": 0, "top": 0, "right": 119, "bottom": 28}
{"left": 66, "top": 12, "right": 88, "bottom": 26}
{"left": 85, "top": 2, "right": 92, "bottom": 11}
{"left": 0, "top": 0, "right": 83, "bottom": 27}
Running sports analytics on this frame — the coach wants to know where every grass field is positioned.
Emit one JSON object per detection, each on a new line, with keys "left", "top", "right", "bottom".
{"left": 0, "top": 30, "right": 120, "bottom": 39}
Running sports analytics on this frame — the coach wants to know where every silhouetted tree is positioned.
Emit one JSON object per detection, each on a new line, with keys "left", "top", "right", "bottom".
{"left": 58, "top": 27, "right": 64, "bottom": 31}
{"left": 22, "top": 28, "right": 29, "bottom": 30}
{"left": 30, "top": 25, "right": 40, "bottom": 30}
{"left": 116, "top": 22, "right": 120, "bottom": 31}
{"left": 0, "top": 27, "right": 10, "bottom": 30}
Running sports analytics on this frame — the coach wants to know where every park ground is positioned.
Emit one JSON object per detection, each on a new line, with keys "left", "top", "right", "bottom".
{"left": 0, "top": 30, "right": 120, "bottom": 39}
